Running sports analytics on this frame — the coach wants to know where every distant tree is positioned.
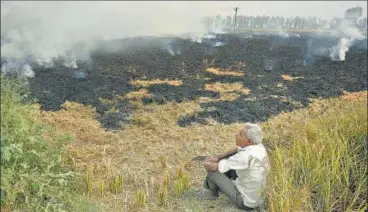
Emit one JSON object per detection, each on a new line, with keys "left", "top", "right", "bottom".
{"left": 256, "top": 16, "right": 261, "bottom": 28}
{"left": 204, "top": 13, "right": 343, "bottom": 32}
{"left": 245, "top": 16, "right": 251, "bottom": 29}
{"left": 249, "top": 16, "right": 254, "bottom": 28}
{"left": 280, "top": 16, "right": 285, "bottom": 28}
{"left": 358, "top": 17, "right": 367, "bottom": 32}
{"left": 202, "top": 16, "right": 212, "bottom": 30}
{"left": 226, "top": 15, "right": 232, "bottom": 29}
{"left": 308, "top": 17, "right": 318, "bottom": 29}
{"left": 301, "top": 17, "right": 307, "bottom": 29}
{"left": 285, "top": 17, "right": 292, "bottom": 28}
{"left": 215, "top": 15, "right": 222, "bottom": 29}
{"left": 237, "top": 15, "right": 244, "bottom": 29}
{"left": 329, "top": 17, "right": 343, "bottom": 29}
{"left": 294, "top": 16, "right": 300, "bottom": 29}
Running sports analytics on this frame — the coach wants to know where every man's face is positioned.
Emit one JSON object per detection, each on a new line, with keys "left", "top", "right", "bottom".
{"left": 235, "top": 128, "right": 252, "bottom": 147}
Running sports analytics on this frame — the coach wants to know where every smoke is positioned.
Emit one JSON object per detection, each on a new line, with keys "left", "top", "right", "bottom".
{"left": 303, "top": 7, "right": 366, "bottom": 63}
{"left": 207, "top": 22, "right": 227, "bottom": 34}
{"left": 2, "top": 2, "right": 366, "bottom": 76}
{"left": 329, "top": 7, "right": 366, "bottom": 61}
{"left": 167, "top": 46, "right": 176, "bottom": 56}
{"left": 264, "top": 58, "right": 276, "bottom": 71}
{"left": 165, "top": 45, "right": 181, "bottom": 56}
{"left": 329, "top": 21, "right": 365, "bottom": 61}
{"left": 63, "top": 52, "right": 78, "bottom": 69}
{"left": 180, "top": 32, "right": 228, "bottom": 48}
{"left": 212, "top": 41, "right": 226, "bottom": 47}
{"left": 73, "top": 69, "right": 87, "bottom": 79}
{"left": 1, "top": 60, "right": 35, "bottom": 78}
{"left": 275, "top": 24, "right": 292, "bottom": 38}
{"left": 303, "top": 39, "right": 313, "bottom": 66}
{"left": 330, "top": 37, "right": 353, "bottom": 61}
{"left": 1, "top": 1, "right": 210, "bottom": 76}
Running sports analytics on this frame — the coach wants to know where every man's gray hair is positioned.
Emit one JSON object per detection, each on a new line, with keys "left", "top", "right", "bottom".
{"left": 244, "top": 122, "right": 263, "bottom": 144}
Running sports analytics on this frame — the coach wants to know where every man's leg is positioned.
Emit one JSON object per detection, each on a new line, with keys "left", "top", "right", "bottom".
{"left": 203, "top": 171, "right": 248, "bottom": 209}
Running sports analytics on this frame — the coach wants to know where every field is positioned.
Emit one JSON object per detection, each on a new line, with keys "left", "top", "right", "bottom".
{"left": 28, "top": 33, "right": 367, "bottom": 129}
{"left": 1, "top": 32, "right": 367, "bottom": 211}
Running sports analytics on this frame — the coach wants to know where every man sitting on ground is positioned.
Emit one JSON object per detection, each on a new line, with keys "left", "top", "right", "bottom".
{"left": 199, "top": 122, "right": 270, "bottom": 210}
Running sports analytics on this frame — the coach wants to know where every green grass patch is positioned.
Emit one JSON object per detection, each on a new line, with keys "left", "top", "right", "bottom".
{"left": 0, "top": 76, "right": 101, "bottom": 211}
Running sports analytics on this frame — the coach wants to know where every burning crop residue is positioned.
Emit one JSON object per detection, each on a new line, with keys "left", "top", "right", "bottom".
{"left": 1, "top": 2, "right": 367, "bottom": 131}
{"left": 166, "top": 45, "right": 181, "bottom": 56}
{"left": 1, "top": 58, "right": 35, "bottom": 77}
{"left": 330, "top": 33, "right": 365, "bottom": 61}
{"left": 264, "top": 58, "right": 277, "bottom": 72}
{"left": 73, "top": 69, "right": 87, "bottom": 79}
{"left": 329, "top": 7, "right": 366, "bottom": 61}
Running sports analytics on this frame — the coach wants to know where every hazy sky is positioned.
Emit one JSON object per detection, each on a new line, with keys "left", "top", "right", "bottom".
{"left": 2, "top": 1, "right": 367, "bottom": 20}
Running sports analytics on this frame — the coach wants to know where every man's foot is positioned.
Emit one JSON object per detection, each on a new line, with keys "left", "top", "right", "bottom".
{"left": 195, "top": 188, "right": 218, "bottom": 200}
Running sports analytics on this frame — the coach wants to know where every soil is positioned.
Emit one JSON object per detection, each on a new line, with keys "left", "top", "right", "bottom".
{"left": 26, "top": 33, "right": 367, "bottom": 129}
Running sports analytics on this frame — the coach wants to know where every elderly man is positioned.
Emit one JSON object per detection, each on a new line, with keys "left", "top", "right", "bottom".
{"left": 199, "top": 123, "right": 270, "bottom": 210}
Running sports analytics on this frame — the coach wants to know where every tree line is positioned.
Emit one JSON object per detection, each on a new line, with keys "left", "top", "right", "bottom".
{"left": 202, "top": 15, "right": 367, "bottom": 32}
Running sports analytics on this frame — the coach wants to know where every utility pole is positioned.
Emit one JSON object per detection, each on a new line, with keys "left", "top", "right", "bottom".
{"left": 234, "top": 7, "right": 239, "bottom": 32}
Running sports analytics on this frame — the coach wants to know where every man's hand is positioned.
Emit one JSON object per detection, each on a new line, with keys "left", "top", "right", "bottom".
{"left": 203, "top": 160, "right": 219, "bottom": 172}
{"left": 205, "top": 156, "right": 219, "bottom": 163}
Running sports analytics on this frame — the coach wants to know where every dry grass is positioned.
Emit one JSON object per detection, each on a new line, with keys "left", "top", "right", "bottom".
{"left": 125, "top": 89, "right": 153, "bottom": 100}
{"left": 39, "top": 89, "right": 367, "bottom": 211}
{"left": 99, "top": 89, "right": 153, "bottom": 107}
{"left": 268, "top": 95, "right": 304, "bottom": 108}
{"left": 262, "top": 91, "right": 367, "bottom": 211}
{"left": 39, "top": 101, "right": 121, "bottom": 187}
{"left": 206, "top": 68, "right": 244, "bottom": 77}
{"left": 130, "top": 79, "right": 183, "bottom": 87}
{"left": 40, "top": 101, "right": 117, "bottom": 144}
{"left": 341, "top": 90, "right": 367, "bottom": 101}
{"left": 40, "top": 97, "right": 243, "bottom": 211}
{"left": 202, "top": 82, "right": 251, "bottom": 102}
{"left": 204, "top": 82, "right": 249, "bottom": 94}
{"left": 281, "top": 74, "right": 304, "bottom": 81}
{"left": 206, "top": 82, "right": 249, "bottom": 95}
{"left": 124, "top": 89, "right": 154, "bottom": 105}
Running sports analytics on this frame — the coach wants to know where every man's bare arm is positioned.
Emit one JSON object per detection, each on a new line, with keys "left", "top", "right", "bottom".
{"left": 216, "top": 147, "right": 238, "bottom": 160}
{"left": 205, "top": 147, "right": 238, "bottom": 163}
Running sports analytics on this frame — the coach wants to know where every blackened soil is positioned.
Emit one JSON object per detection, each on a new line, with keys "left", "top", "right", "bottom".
{"left": 26, "top": 33, "right": 367, "bottom": 129}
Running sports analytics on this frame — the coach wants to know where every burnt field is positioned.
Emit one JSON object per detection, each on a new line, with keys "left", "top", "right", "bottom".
{"left": 26, "top": 33, "right": 367, "bottom": 129}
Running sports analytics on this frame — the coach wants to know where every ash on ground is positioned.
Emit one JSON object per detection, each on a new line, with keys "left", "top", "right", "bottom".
{"left": 14, "top": 33, "right": 367, "bottom": 129}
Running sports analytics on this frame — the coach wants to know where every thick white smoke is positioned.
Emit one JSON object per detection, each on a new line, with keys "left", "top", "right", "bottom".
{"left": 329, "top": 8, "right": 366, "bottom": 61}
{"left": 1, "top": 1, "right": 212, "bottom": 75}
{"left": 1, "top": 60, "right": 35, "bottom": 78}
{"left": 2, "top": 2, "right": 366, "bottom": 75}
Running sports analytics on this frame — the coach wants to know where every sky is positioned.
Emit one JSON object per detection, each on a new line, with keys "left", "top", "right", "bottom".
{"left": 2, "top": 1, "right": 367, "bottom": 20}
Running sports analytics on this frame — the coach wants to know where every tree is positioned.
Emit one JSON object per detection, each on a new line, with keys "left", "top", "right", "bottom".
{"left": 226, "top": 15, "right": 233, "bottom": 29}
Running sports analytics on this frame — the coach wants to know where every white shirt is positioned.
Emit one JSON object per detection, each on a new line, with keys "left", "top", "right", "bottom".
{"left": 218, "top": 144, "right": 270, "bottom": 208}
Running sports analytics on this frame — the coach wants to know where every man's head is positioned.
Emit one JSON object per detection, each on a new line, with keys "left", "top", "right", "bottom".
{"left": 235, "top": 122, "right": 263, "bottom": 147}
